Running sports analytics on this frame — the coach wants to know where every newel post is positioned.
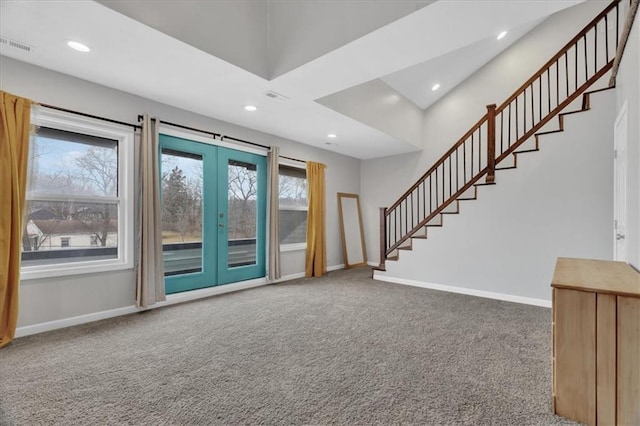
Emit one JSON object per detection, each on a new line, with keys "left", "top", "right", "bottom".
{"left": 486, "top": 104, "right": 497, "bottom": 184}
{"left": 379, "top": 207, "right": 387, "bottom": 270}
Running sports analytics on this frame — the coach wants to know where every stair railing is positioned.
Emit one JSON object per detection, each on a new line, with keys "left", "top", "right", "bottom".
{"left": 379, "top": 0, "right": 627, "bottom": 269}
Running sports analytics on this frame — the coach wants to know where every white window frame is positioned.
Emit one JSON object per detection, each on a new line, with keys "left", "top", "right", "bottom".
{"left": 21, "top": 106, "right": 135, "bottom": 280}
{"left": 278, "top": 158, "right": 307, "bottom": 252}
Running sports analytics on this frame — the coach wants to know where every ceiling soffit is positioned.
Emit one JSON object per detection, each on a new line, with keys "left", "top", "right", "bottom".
{"left": 97, "top": 0, "right": 433, "bottom": 80}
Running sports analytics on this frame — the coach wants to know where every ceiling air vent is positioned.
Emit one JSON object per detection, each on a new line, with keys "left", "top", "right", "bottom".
{"left": 264, "top": 90, "right": 290, "bottom": 102}
{"left": 0, "top": 36, "right": 33, "bottom": 53}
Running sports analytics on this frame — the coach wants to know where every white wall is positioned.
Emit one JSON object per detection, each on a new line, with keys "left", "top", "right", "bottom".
{"left": 0, "top": 57, "right": 360, "bottom": 328}
{"left": 377, "top": 89, "right": 615, "bottom": 302}
{"left": 361, "top": 1, "right": 611, "bottom": 263}
{"left": 614, "top": 11, "right": 640, "bottom": 269}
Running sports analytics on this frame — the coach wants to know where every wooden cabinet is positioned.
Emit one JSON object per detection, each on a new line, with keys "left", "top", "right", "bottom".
{"left": 552, "top": 257, "right": 640, "bottom": 426}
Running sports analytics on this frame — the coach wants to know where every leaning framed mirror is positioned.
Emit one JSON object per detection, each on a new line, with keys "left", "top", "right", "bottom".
{"left": 337, "top": 193, "right": 367, "bottom": 268}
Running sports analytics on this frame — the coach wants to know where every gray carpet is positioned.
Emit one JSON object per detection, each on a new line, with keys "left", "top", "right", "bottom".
{"left": 0, "top": 268, "right": 578, "bottom": 425}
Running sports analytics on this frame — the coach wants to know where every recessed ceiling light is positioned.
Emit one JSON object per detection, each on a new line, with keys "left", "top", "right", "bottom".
{"left": 244, "top": 105, "right": 257, "bottom": 112}
{"left": 327, "top": 133, "right": 337, "bottom": 138}
{"left": 67, "top": 40, "right": 90, "bottom": 52}
{"left": 497, "top": 31, "right": 508, "bottom": 40}
{"left": 431, "top": 83, "right": 441, "bottom": 91}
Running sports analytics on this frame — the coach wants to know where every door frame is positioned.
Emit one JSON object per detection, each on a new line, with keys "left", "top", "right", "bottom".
{"left": 613, "top": 101, "right": 628, "bottom": 261}
{"left": 159, "top": 134, "right": 217, "bottom": 294}
{"left": 158, "top": 126, "right": 268, "bottom": 293}
{"left": 216, "top": 147, "right": 267, "bottom": 285}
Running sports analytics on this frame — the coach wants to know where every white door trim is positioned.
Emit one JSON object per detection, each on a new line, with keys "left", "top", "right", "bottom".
{"left": 613, "top": 101, "right": 628, "bottom": 261}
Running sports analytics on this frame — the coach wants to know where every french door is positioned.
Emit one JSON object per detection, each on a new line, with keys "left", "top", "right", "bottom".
{"left": 159, "top": 134, "right": 266, "bottom": 294}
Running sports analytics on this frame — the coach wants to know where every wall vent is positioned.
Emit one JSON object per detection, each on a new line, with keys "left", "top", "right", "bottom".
{"left": 0, "top": 36, "right": 33, "bottom": 53}
{"left": 264, "top": 90, "right": 290, "bottom": 102}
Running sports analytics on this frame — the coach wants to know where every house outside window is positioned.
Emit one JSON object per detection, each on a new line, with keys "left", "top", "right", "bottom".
{"left": 278, "top": 163, "right": 307, "bottom": 251}
{"left": 20, "top": 107, "right": 134, "bottom": 279}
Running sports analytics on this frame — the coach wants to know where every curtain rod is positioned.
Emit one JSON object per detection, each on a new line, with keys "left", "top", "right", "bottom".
{"left": 222, "top": 136, "right": 307, "bottom": 163}
{"left": 143, "top": 116, "right": 222, "bottom": 140}
{"left": 39, "top": 103, "right": 141, "bottom": 130}
{"left": 34, "top": 103, "right": 307, "bottom": 164}
{"left": 143, "top": 116, "right": 307, "bottom": 164}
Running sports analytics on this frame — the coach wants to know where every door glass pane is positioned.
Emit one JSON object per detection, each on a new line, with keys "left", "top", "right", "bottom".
{"left": 161, "top": 149, "right": 203, "bottom": 276}
{"left": 227, "top": 159, "right": 257, "bottom": 267}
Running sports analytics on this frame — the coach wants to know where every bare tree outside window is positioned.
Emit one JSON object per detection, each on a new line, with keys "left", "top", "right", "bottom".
{"left": 21, "top": 127, "right": 120, "bottom": 262}
{"left": 160, "top": 151, "right": 203, "bottom": 244}
{"left": 227, "top": 161, "right": 257, "bottom": 240}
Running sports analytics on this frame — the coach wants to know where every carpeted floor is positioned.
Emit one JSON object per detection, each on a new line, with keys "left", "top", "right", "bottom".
{"left": 0, "top": 268, "right": 578, "bottom": 425}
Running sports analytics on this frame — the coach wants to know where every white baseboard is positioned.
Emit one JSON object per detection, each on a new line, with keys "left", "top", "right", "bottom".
{"left": 373, "top": 273, "right": 551, "bottom": 308}
{"left": 15, "top": 264, "right": 346, "bottom": 338}
{"left": 15, "top": 305, "right": 141, "bottom": 338}
{"left": 273, "top": 264, "right": 345, "bottom": 283}
{"left": 274, "top": 272, "right": 306, "bottom": 283}
{"left": 15, "top": 279, "right": 269, "bottom": 338}
{"left": 327, "top": 264, "right": 345, "bottom": 272}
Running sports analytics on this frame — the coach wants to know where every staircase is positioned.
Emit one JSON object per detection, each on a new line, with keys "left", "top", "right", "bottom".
{"left": 377, "top": 0, "right": 631, "bottom": 270}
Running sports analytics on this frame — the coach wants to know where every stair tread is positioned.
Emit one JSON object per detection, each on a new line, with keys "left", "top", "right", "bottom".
{"left": 584, "top": 86, "right": 615, "bottom": 96}
{"left": 536, "top": 129, "right": 564, "bottom": 136}
{"left": 560, "top": 109, "right": 587, "bottom": 117}
{"left": 514, "top": 148, "right": 539, "bottom": 154}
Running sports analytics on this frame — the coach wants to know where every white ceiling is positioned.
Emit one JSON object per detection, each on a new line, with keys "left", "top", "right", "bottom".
{"left": 0, "top": 0, "right": 584, "bottom": 159}
{"left": 380, "top": 18, "right": 544, "bottom": 110}
{"left": 96, "top": 0, "right": 435, "bottom": 80}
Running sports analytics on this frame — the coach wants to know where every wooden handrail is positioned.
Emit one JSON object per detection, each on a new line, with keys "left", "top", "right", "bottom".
{"left": 386, "top": 114, "right": 488, "bottom": 213}
{"left": 378, "top": 0, "right": 625, "bottom": 267}
{"left": 496, "top": 0, "right": 621, "bottom": 114}
{"left": 386, "top": 169, "right": 487, "bottom": 255}
{"left": 610, "top": 0, "right": 639, "bottom": 86}
{"left": 495, "top": 63, "right": 613, "bottom": 165}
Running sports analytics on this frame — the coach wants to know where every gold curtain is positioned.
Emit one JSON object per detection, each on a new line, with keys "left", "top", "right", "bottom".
{"left": 0, "top": 91, "right": 32, "bottom": 348}
{"left": 305, "top": 162, "right": 326, "bottom": 277}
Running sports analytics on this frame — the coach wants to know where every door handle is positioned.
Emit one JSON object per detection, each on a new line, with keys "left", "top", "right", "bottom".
{"left": 616, "top": 234, "right": 625, "bottom": 240}
{"left": 219, "top": 223, "right": 225, "bottom": 229}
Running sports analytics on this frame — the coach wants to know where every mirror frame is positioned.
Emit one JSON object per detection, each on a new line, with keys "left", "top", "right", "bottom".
{"left": 337, "top": 192, "right": 367, "bottom": 268}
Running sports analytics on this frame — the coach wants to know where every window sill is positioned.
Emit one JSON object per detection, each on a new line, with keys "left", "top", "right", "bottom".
{"left": 20, "top": 259, "right": 133, "bottom": 281}
{"left": 280, "top": 243, "right": 306, "bottom": 253}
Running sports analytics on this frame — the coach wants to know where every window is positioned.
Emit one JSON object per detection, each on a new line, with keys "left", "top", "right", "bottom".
{"left": 278, "top": 164, "right": 307, "bottom": 250}
{"left": 21, "top": 107, "right": 134, "bottom": 279}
